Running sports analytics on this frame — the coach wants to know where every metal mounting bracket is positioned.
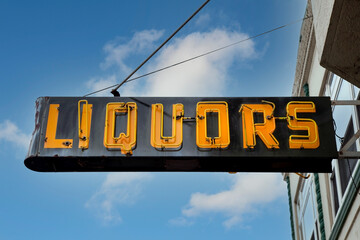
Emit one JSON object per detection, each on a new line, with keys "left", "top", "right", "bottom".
{"left": 331, "top": 100, "right": 360, "bottom": 106}
{"left": 332, "top": 100, "right": 360, "bottom": 158}
{"left": 338, "top": 151, "right": 360, "bottom": 158}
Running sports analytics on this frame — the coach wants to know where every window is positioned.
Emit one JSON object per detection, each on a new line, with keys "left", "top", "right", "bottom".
{"left": 338, "top": 119, "right": 358, "bottom": 195}
{"left": 330, "top": 170, "right": 340, "bottom": 215}
{"left": 296, "top": 177, "right": 320, "bottom": 240}
{"left": 325, "top": 73, "right": 360, "bottom": 222}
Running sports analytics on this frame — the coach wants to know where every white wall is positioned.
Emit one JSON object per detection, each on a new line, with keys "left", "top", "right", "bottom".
{"left": 307, "top": 46, "right": 326, "bottom": 96}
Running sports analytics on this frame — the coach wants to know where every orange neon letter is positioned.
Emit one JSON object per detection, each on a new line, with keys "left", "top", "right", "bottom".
{"left": 78, "top": 100, "right": 92, "bottom": 150}
{"left": 103, "top": 102, "right": 137, "bottom": 155}
{"left": 286, "top": 101, "right": 319, "bottom": 149}
{"left": 196, "top": 101, "right": 230, "bottom": 149}
{"left": 44, "top": 104, "right": 73, "bottom": 148}
{"left": 239, "top": 104, "right": 279, "bottom": 149}
{"left": 151, "top": 103, "right": 184, "bottom": 149}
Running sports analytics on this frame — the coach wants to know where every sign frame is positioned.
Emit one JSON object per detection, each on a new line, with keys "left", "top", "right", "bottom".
{"left": 25, "top": 96, "right": 338, "bottom": 172}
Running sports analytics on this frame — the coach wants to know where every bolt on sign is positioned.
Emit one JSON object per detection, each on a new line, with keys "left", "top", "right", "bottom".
{"left": 24, "top": 97, "right": 337, "bottom": 172}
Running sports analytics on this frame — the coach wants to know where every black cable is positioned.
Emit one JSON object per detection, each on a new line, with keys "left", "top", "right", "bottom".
{"left": 110, "top": 0, "right": 211, "bottom": 96}
{"left": 84, "top": 84, "right": 118, "bottom": 97}
{"left": 84, "top": 16, "right": 312, "bottom": 97}
{"left": 333, "top": 119, "right": 344, "bottom": 144}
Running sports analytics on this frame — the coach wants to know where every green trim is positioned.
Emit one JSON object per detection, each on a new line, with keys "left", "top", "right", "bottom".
{"left": 329, "top": 163, "right": 360, "bottom": 240}
{"left": 286, "top": 176, "right": 296, "bottom": 240}
{"left": 314, "top": 173, "right": 326, "bottom": 240}
{"left": 303, "top": 83, "right": 309, "bottom": 97}
{"left": 303, "top": 81, "right": 326, "bottom": 238}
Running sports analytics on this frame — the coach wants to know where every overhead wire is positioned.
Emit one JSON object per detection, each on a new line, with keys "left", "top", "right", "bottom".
{"left": 110, "top": 0, "right": 211, "bottom": 96}
{"left": 83, "top": 15, "right": 313, "bottom": 97}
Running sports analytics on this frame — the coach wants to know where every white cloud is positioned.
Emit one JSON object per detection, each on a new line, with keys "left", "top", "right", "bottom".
{"left": 141, "top": 28, "right": 256, "bottom": 96}
{"left": 86, "top": 75, "right": 117, "bottom": 96}
{"left": 177, "top": 173, "right": 286, "bottom": 229}
{"left": 85, "top": 172, "right": 152, "bottom": 225}
{"left": 86, "top": 29, "right": 165, "bottom": 96}
{"left": 0, "top": 120, "right": 31, "bottom": 150}
{"left": 168, "top": 217, "right": 194, "bottom": 227}
{"left": 100, "top": 29, "right": 164, "bottom": 72}
{"left": 195, "top": 13, "right": 211, "bottom": 27}
{"left": 86, "top": 28, "right": 257, "bottom": 97}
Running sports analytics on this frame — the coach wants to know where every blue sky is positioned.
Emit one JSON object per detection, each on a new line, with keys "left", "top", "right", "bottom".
{"left": 0, "top": 0, "right": 306, "bottom": 239}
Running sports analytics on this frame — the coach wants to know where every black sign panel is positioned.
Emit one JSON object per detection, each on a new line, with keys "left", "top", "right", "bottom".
{"left": 25, "top": 97, "right": 337, "bottom": 172}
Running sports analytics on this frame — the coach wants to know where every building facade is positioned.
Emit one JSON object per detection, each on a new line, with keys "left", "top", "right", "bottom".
{"left": 284, "top": 1, "right": 360, "bottom": 239}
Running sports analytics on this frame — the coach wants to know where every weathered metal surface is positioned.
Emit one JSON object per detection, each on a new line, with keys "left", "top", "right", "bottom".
{"left": 312, "top": 0, "right": 360, "bottom": 88}
{"left": 25, "top": 97, "right": 337, "bottom": 172}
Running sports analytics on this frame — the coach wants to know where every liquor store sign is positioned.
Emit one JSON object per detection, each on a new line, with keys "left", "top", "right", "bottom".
{"left": 25, "top": 97, "right": 337, "bottom": 172}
